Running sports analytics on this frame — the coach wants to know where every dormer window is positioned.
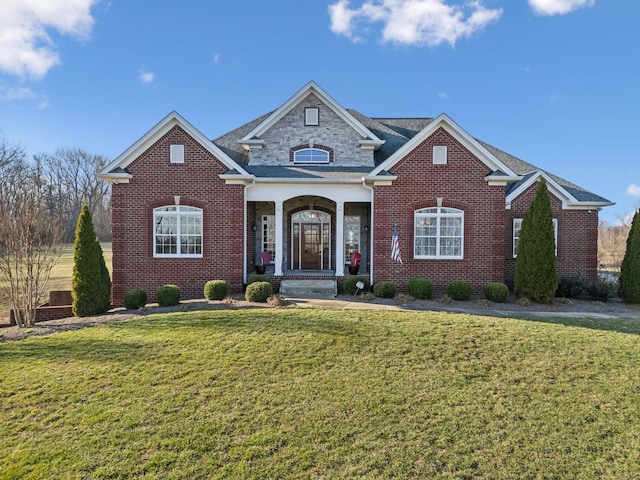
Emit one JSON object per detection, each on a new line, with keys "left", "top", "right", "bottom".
{"left": 294, "top": 148, "right": 330, "bottom": 164}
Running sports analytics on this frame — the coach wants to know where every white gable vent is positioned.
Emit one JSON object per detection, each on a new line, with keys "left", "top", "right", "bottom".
{"left": 170, "top": 144, "right": 185, "bottom": 164}
{"left": 433, "top": 146, "right": 447, "bottom": 165}
{"left": 305, "top": 107, "right": 319, "bottom": 126}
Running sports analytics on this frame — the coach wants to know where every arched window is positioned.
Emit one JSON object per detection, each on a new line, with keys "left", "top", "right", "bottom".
{"left": 154, "top": 205, "right": 203, "bottom": 257}
{"left": 293, "top": 148, "right": 330, "bottom": 164}
{"left": 414, "top": 207, "right": 464, "bottom": 259}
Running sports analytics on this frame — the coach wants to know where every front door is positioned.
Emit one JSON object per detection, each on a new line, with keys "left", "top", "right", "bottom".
{"left": 291, "top": 210, "right": 331, "bottom": 270}
{"left": 301, "top": 224, "right": 321, "bottom": 269}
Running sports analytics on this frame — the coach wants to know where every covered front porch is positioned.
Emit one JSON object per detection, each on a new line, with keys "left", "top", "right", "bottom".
{"left": 245, "top": 186, "right": 373, "bottom": 284}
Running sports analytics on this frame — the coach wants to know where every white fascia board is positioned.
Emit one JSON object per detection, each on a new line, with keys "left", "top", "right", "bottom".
{"left": 98, "top": 111, "right": 249, "bottom": 176}
{"left": 505, "top": 171, "right": 578, "bottom": 209}
{"left": 485, "top": 174, "right": 523, "bottom": 186}
{"left": 564, "top": 201, "right": 616, "bottom": 210}
{"left": 239, "top": 81, "right": 384, "bottom": 145}
{"left": 95, "top": 172, "right": 132, "bottom": 184}
{"left": 363, "top": 174, "right": 397, "bottom": 185}
{"left": 370, "top": 113, "right": 519, "bottom": 178}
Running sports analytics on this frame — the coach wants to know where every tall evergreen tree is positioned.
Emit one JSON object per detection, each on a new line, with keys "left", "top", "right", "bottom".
{"left": 72, "top": 204, "right": 111, "bottom": 316}
{"left": 514, "top": 177, "right": 557, "bottom": 303}
{"left": 619, "top": 209, "right": 640, "bottom": 303}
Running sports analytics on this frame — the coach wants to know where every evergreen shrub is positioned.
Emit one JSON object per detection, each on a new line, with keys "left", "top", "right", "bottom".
{"left": 586, "top": 280, "right": 618, "bottom": 302}
{"left": 247, "top": 274, "right": 267, "bottom": 285}
{"left": 447, "top": 280, "right": 472, "bottom": 301}
{"left": 72, "top": 205, "right": 111, "bottom": 317}
{"left": 343, "top": 276, "right": 370, "bottom": 295}
{"left": 124, "top": 289, "right": 147, "bottom": 309}
{"left": 204, "top": 280, "right": 228, "bottom": 301}
{"left": 556, "top": 275, "right": 586, "bottom": 299}
{"left": 156, "top": 284, "right": 181, "bottom": 306}
{"left": 514, "top": 178, "right": 557, "bottom": 304}
{"left": 620, "top": 209, "right": 640, "bottom": 303}
{"left": 407, "top": 277, "right": 433, "bottom": 300}
{"left": 245, "top": 281, "right": 272, "bottom": 302}
{"left": 484, "top": 282, "right": 509, "bottom": 303}
{"left": 373, "top": 281, "right": 396, "bottom": 298}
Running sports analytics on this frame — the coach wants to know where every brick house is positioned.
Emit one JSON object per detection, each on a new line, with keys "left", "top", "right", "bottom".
{"left": 97, "top": 81, "right": 612, "bottom": 305}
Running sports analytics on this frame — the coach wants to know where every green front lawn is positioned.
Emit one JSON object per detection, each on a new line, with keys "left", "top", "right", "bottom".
{"left": 2, "top": 308, "right": 640, "bottom": 478}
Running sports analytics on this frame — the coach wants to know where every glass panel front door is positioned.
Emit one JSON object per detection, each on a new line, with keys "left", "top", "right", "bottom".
{"left": 302, "top": 224, "right": 321, "bottom": 269}
{"left": 291, "top": 210, "right": 331, "bottom": 270}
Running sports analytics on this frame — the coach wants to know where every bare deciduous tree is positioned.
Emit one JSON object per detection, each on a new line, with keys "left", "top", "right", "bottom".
{"left": 0, "top": 137, "right": 64, "bottom": 327}
{"left": 36, "top": 148, "right": 111, "bottom": 242}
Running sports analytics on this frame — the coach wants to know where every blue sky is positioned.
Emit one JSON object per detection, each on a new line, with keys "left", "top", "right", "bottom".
{"left": 0, "top": 0, "right": 637, "bottom": 224}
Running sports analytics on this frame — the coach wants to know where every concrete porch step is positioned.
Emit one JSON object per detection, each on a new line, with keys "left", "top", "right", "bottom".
{"left": 280, "top": 279, "right": 337, "bottom": 297}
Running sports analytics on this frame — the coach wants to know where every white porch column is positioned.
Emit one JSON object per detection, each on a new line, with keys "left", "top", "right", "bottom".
{"left": 274, "top": 201, "right": 284, "bottom": 276}
{"left": 335, "top": 202, "right": 345, "bottom": 277}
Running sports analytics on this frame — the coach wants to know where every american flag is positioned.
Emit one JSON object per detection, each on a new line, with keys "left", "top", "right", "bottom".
{"left": 391, "top": 226, "right": 403, "bottom": 264}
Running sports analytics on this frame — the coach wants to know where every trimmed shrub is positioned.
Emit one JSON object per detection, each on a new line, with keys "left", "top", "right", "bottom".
{"left": 586, "top": 280, "right": 618, "bottom": 302}
{"left": 343, "top": 275, "right": 370, "bottom": 295}
{"left": 204, "top": 280, "right": 228, "bottom": 301}
{"left": 484, "top": 282, "right": 509, "bottom": 303}
{"left": 556, "top": 275, "right": 586, "bottom": 299}
{"left": 156, "top": 284, "right": 181, "bottom": 306}
{"left": 407, "top": 277, "right": 433, "bottom": 300}
{"left": 620, "top": 209, "right": 640, "bottom": 303}
{"left": 247, "top": 274, "right": 267, "bottom": 285}
{"left": 72, "top": 205, "right": 111, "bottom": 317}
{"left": 245, "top": 281, "right": 272, "bottom": 303}
{"left": 514, "top": 178, "right": 557, "bottom": 304}
{"left": 447, "top": 280, "right": 472, "bottom": 301}
{"left": 373, "top": 281, "right": 396, "bottom": 298}
{"left": 124, "top": 289, "right": 147, "bottom": 309}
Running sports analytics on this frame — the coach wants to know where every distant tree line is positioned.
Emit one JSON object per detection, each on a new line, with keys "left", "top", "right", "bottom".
{"left": 1, "top": 136, "right": 111, "bottom": 243}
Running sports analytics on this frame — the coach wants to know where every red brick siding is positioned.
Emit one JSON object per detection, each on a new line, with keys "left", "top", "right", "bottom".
{"left": 374, "top": 128, "right": 506, "bottom": 295}
{"left": 505, "top": 182, "right": 599, "bottom": 286}
{"left": 111, "top": 126, "right": 245, "bottom": 306}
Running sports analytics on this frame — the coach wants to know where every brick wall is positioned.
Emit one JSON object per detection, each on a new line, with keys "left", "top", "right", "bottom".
{"left": 505, "top": 182, "right": 599, "bottom": 286}
{"left": 111, "top": 126, "right": 245, "bottom": 306}
{"left": 373, "top": 127, "right": 507, "bottom": 295}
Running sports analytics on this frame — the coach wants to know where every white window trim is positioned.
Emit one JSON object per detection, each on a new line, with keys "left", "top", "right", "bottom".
{"left": 414, "top": 207, "right": 464, "bottom": 260}
{"left": 170, "top": 144, "right": 184, "bottom": 164}
{"left": 513, "top": 218, "right": 558, "bottom": 258}
{"left": 154, "top": 205, "right": 203, "bottom": 258}
{"left": 293, "top": 148, "right": 330, "bottom": 164}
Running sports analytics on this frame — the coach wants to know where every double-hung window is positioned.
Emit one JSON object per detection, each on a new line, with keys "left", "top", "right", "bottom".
{"left": 513, "top": 218, "right": 557, "bottom": 257}
{"left": 414, "top": 207, "right": 464, "bottom": 259}
{"left": 154, "top": 205, "right": 203, "bottom": 257}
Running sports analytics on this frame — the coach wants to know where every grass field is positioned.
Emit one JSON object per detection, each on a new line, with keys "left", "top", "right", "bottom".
{"left": 2, "top": 308, "right": 640, "bottom": 478}
{"left": 0, "top": 243, "right": 112, "bottom": 321}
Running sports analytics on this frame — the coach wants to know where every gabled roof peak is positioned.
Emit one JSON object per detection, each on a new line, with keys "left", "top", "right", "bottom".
{"left": 239, "top": 81, "right": 384, "bottom": 150}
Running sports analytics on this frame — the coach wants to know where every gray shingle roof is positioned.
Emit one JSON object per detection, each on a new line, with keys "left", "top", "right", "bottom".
{"left": 211, "top": 107, "right": 609, "bottom": 204}
{"left": 243, "top": 165, "right": 372, "bottom": 179}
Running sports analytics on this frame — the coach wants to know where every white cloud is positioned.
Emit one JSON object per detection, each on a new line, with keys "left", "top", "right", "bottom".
{"left": 213, "top": 53, "right": 221, "bottom": 63}
{"left": 0, "top": 85, "right": 36, "bottom": 102}
{"left": 328, "top": 0, "right": 502, "bottom": 47}
{"left": 138, "top": 69, "right": 155, "bottom": 84}
{"left": 529, "top": 0, "right": 595, "bottom": 16}
{"left": 627, "top": 184, "right": 640, "bottom": 197}
{"left": 0, "top": 0, "right": 97, "bottom": 79}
